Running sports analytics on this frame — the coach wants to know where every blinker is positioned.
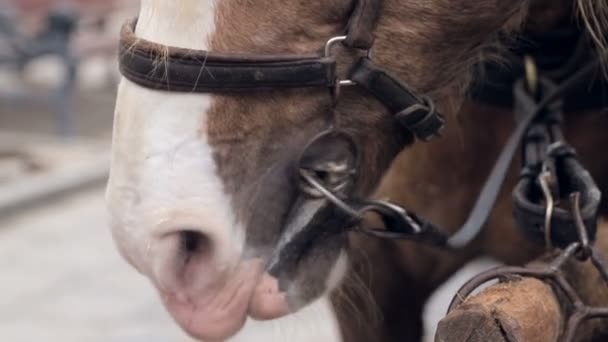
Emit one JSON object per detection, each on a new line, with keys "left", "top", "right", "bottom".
{"left": 296, "top": 130, "right": 450, "bottom": 248}
{"left": 297, "top": 130, "right": 360, "bottom": 198}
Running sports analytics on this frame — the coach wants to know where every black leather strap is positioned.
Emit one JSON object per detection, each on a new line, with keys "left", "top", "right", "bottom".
{"left": 514, "top": 152, "right": 600, "bottom": 248}
{"left": 471, "top": 23, "right": 608, "bottom": 112}
{"left": 119, "top": 20, "right": 337, "bottom": 92}
{"left": 350, "top": 58, "right": 445, "bottom": 141}
{"left": 448, "top": 59, "right": 601, "bottom": 248}
{"left": 511, "top": 78, "right": 600, "bottom": 248}
{"left": 344, "top": 0, "right": 385, "bottom": 49}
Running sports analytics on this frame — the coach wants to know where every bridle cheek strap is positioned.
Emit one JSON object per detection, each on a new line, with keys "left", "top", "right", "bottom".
{"left": 344, "top": 0, "right": 385, "bottom": 49}
{"left": 350, "top": 58, "right": 445, "bottom": 141}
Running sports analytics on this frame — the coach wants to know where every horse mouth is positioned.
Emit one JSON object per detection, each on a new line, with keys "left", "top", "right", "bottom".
{"left": 158, "top": 260, "right": 290, "bottom": 341}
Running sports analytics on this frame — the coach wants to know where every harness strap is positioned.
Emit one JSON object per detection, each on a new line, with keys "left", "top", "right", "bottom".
{"left": 448, "top": 59, "right": 601, "bottom": 248}
{"left": 344, "top": 0, "right": 385, "bottom": 49}
{"left": 511, "top": 78, "right": 600, "bottom": 248}
{"left": 350, "top": 58, "right": 445, "bottom": 141}
{"left": 119, "top": 21, "right": 337, "bottom": 92}
{"left": 471, "top": 26, "right": 607, "bottom": 112}
{"left": 514, "top": 154, "right": 600, "bottom": 248}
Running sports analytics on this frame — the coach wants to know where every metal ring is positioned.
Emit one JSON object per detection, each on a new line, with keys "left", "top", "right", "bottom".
{"left": 570, "top": 192, "right": 592, "bottom": 260}
{"left": 323, "top": 35, "right": 362, "bottom": 87}
{"left": 446, "top": 266, "right": 551, "bottom": 313}
{"left": 369, "top": 200, "right": 422, "bottom": 234}
{"left": 299, "top": 169, "right": 361, "bottom": 219}
{"left": 324, "top": 36, "right": 348, "bottom": 57}
{"left": 355, "top": 200, "right": 422, "bottom": 233}
{"left": 524, "top": 55, "right": 539, "bottom": 97}
{"left": 296, "top": 129, "right": 360, "bottom": 197}
{"left": 539, "top": 165, "right": 555, "bottom": 250}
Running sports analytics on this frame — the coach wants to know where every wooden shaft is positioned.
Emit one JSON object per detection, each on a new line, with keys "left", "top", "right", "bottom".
{"left": 435, "top": 224, "right": 608, "bottom": 342}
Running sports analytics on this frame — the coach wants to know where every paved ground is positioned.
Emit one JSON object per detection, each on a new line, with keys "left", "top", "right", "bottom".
{"left": 0, "top": 187, "right": 193, "bottom": 342}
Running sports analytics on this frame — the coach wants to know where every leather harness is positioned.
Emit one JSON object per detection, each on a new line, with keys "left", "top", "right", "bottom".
{"left": 118, "top": 2, "right": 444, "bottom": 141}
{"left": 118, "top": 0, "right": 602, "bottom": 252}
{"left": 472, "top": 24, "right": 608, "bottom": 112}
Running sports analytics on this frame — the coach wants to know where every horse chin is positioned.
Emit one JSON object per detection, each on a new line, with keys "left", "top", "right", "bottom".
{"left": 158, "top": 261, "right": 291, "bottom": 341}
{"left": 249, "top": 273, "right": 291, "bottom": 320}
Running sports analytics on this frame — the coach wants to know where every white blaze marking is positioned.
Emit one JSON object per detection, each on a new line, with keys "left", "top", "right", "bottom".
{"left": 106, "top": 0, "right": 242, "bottom": 273}
{"left": 326, "top": 252, "right": 348, "bottom": 291}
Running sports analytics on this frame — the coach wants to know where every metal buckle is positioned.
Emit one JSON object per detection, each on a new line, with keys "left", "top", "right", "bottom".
{"left": 298, "top": 169, "right": 360, "bottom": 218}
{"left": 324, "top": 35, "right": 373, "bottom": 88}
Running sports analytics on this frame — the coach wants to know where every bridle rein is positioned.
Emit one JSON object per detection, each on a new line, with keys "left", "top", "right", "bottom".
{"left": 117, "top": 0, "right": 601, "bottom": 251}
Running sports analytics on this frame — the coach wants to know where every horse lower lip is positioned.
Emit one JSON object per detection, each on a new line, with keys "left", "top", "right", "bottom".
{"left": 160, "top": 260, "right": 263, "bottom": 341}
{"left": 164, "top": 294, "right": 249, "bottom": 340}
{"left": 249, "top": 273, "right": 290, "bottom": 320}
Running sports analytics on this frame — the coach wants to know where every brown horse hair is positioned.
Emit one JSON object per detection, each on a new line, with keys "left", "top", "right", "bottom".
{"left": 577, "top": 0, "right": 608, "bottom": 71}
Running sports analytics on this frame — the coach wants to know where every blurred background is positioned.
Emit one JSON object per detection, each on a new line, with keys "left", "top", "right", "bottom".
{"left": 0, "top": 1, "right": 195, "bottom": 341}
{"left": 0, "top": 1, "right": 496, "bottom": 341}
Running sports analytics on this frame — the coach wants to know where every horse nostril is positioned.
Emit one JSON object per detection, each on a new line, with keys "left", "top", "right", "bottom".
{"left": 152, "top": 229, "right": 221, "bottom": 295}
{"left": 150, "top": 219, "right": 250, "bottom": 300}
{"left": 179, "top": 230, "right": 213, "bottom": 258}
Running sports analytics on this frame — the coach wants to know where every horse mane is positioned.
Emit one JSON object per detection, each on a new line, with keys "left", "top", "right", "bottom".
{"left": 577, "top": 0, "right": 608, "bottom": 68}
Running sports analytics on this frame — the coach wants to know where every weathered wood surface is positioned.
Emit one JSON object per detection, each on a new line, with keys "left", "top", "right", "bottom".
{"left": 436, "top": 278, "right": 561, "bottom": 342}
{"left": 436, "top": 225, "right": 608, "bottom": 342}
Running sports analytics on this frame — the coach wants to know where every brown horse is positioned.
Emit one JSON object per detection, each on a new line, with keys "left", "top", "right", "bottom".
{"left": 106, "top": 0, "right": 608, "bottom": 341}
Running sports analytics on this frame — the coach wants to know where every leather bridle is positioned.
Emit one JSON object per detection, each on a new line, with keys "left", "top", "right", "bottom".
{"left": 118, "top": 0, "right": 602, "bottom": 252}
{"left": 118, "top": 0, "right": 449, "bottom": 245}
{"left": 118, "top": 1, "right": 444, "bottom": 140}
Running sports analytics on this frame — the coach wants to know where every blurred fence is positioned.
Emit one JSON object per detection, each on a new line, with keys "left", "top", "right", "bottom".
{"left": 0, "top": 0, "right": 136, "bottom": 137}
{"left": 0, "top": 0, "right": 136, "bottom": 216}
{"left": 0, "top": 3, "right": 196, "bottom": 341}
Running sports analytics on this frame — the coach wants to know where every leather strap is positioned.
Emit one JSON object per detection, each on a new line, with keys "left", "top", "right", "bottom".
{"left": 344, "top": 0, "right": 385, "bottom": 49}
{"left": 119, "top": 20, "right": 337, "bottom": 92}
{"left": 514, "top": 151, "right": 600, "bottom": 248}
{"left": 350, "top": 58, "right": 445, "bottom": 141}
{"left": 511, "top": 78, "right": 600, "bottom": 248}
{"left": 471, "top": 24, "right": 608, "bottom": 112}
{"left": 448, "top": 59, "right": 601, "bottom": 248}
